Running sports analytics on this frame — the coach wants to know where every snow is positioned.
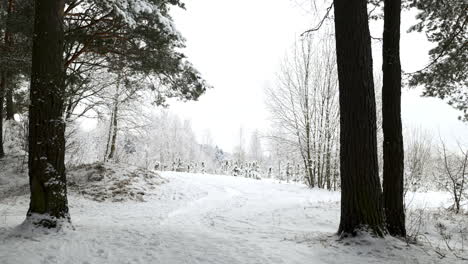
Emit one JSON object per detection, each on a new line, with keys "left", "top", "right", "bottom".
{"left": 68, "top": 162, "right": 167, "bottom": 202}
{"left": 0, "top": 155, "right": 28, "bottom": 200}
{"left": 101, "top": 0, "right": 181, "bottom": 36}
{"left": 0, "top": 172, "right": 465, "bottom": 263}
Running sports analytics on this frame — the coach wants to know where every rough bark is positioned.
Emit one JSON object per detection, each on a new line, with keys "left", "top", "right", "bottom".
{"left": 27, "top": 0, "right": 69, "bottom": 228}
{"left": 5, "top": 82, "right": 13, "bottom": 120}
{"left": 4, "top": 0, "right": 15, "bottom": 120}
{"left": 382, "top": 0, "right": 406, "bottom": 237}
{"left": 334, "top": 0, "right": 386, "bottom": 237}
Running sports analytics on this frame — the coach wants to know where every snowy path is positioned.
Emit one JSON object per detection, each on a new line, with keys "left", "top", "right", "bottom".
{"left": 0, "top": 172, "right": 457, "bottom": 264}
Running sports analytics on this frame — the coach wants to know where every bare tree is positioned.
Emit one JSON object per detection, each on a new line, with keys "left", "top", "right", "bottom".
{"left": 403, "top": 127, "right": 433, "bottom": 198}
{"left": 249, "top": 129, "right": 263, "bottom": 163}
{"left": 436, "top": 140, "right": 468, "bottom": 214}
{"left": 233, "top": 126, "right": 246, "bottom": 165}
{"left": 265, "top": 32, "right": 339, "bottom": 189}
{"left": 98, "top": 70, "right": 147, "bottom": 162}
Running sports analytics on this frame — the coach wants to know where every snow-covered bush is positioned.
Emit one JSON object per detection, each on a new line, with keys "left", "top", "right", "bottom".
{"left": 3, "top": 119, "right": 28, "bottom": 156}
{"left": 68, "top": 162, "right": 167, "bottom": 202}
{"left": 433, "top": 141, "right": 468, "bottom": 214}
{"left": 404, "top": 127, "right": 434, "bottom": 199}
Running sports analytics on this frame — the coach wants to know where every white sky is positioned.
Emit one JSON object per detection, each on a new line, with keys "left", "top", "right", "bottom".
{"left": 169, "top": 0, "right": 467, "bottom": 151}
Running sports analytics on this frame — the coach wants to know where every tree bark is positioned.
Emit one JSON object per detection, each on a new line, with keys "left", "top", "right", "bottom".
{"left": 5, "top": 82, "right": 14, "bottom": 120}
{"left": 334, "top": 0, "right": 386, "bottom": 237}
{"left": 4, "top": 0, "right": 15, "bottom": 120}
{"left": 106, "top": 74, "right": 121, "bottom": 161}
{"left": 107, "top": 101, "right": 119, "bottom": 160}
{"left": 306, "top": 131, "right": 314, "bottom": 187}
{"left": 382, "top": 0, "right": 406, "bottom": 238}
{"left": 0, "top": 73, "right": 5, "bottom": 158}
{"left": 27, "top": 0, "right": 69, "bottom": 228}
{"left": 104, "top": 109, "right": 114, "bottom": 161}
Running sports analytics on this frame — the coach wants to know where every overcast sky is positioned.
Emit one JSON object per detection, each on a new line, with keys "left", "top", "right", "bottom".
{"left": 169, "top": 0, "right": 467, "bottom": 152}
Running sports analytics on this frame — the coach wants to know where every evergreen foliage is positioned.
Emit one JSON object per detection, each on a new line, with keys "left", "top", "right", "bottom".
{"left": 408, "top": 0, "right": 468, "bottom": 121}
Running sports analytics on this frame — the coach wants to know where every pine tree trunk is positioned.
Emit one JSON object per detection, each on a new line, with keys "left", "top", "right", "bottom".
{"left": 334, "top": 0, "right": 386, "bottom": 237}
{"left": 5, "top": 0, "right": 15, "bottom": 121}
{"left": 27, "top": 0, "right": 69, "bottom": 228}
{"left": 6, "top": 83, "right": 14, "bottom": 120}
{"left": 382, "top": 0, "right": 406, "bottom": 237}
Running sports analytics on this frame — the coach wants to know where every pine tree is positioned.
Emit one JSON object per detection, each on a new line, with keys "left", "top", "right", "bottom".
{"left": 27, "top": 0, "right": 69, "bottom": 228}
{"left": 334, "top": 0, "right": 386, "bottom": 237}
{"left": 0, "top": 0, "right": 208, "bottom": 123}
{"left": 382, "top": 0, "right": 406, "bottom": 237}
{"left": 408, "top": 0, "right": 467, "bottom": 121}
{"left": 3, "top": 0, "right": 14, "bottom": 120}
{"left": 0, "top": 0, "right": 34, "bottom": 156}
{"left": 62, "top": 0, "right": 208, "bottom": 117}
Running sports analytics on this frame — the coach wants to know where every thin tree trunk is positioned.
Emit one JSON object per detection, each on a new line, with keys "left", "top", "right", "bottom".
{"left": 5, "top": 83, "right": 13, "bottom": 120}
{"left": 324, "top": 95, "right": 332, "bottom": 190}
{"left": 0, "top": 73, "right": 5, "bottom": 158}
{"left": 306, "top": 131, "right": 314, "bottom": 187}
{"left": 104, "top": 109, "right": 114, "bottom": 161}
{"left": 333, "top": 142, "right": 339, "bottom": 191}
{"left": 325, "top": 131, "right": 332, "bottom": 190}
{"left": 302, "top": 51, "right": 314, "bottom": 188}
{"left": 317, "top": 95, "right": 327, "bottom": 188}
{"left": 104, "top": 72, "right": 122, "bottom": 161}
{"left": 334, "top": 0, "right": 386, "bottom": 237}
{"left": 107, "top": 101, "right": 118, "bottom": 160}
{"left": 382, "top": 0, "right": 406, "bottom": 237}
{"left": 27, "top": 0, "right": 69, "bottom": 228}
{"left": 65, "top": 97, "right": 74, "bottom": 121}
{"left": 5, "top": 0, "right": 15, "bottom": 120}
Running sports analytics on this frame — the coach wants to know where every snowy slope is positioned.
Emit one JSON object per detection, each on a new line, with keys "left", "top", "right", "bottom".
{"left": 0, "top": 172, "right": 463, "bottom": 264}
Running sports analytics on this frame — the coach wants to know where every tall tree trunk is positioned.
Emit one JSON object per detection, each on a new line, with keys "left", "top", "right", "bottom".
{"left": 0, "top": 73, "right": 5, "bottom": 158}
{"left": 27, "top": 0, "right": 69, "bottom": 228}
{"left": 325, "top": 132, "right": 332, "bottom": 190}
{"left": 107, "top": 74, "right": 122, "bottom": 161}
{"left": 382, "top": 0, "right": 406, "bottom": 237}
{"left": 334, "top": 0, "right": 386, "bottom": 237}
{"left": 301, "top": 158, "right": 308, "bottom": 185}
{"left": 306, "top": 130, "right": 314, "bottom": 187}
{"left": 107, "top": 101, "right": 119, "bottom": 160}
{"left": 324, "top": 93, "right": 333, "bottom": 190}
{"left": 333, "top": 142, "right": 340, "bottom": 191}
{"left": 104, "top": 109, "right": 114, "bottom": 161}
{"left": 5, "top": 82, "right": 14, "bottom": 120}
{"left": 5, "top": 0, "right": 15, "bottom": 120}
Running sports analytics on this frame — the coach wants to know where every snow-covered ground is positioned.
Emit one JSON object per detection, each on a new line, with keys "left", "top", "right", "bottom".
{"left": 0, "top": 172, "right": 465, "bottom": 264}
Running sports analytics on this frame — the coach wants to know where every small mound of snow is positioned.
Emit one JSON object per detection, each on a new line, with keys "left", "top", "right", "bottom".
{"left": 68, "top": 162, "right": 167, "bottom": 202}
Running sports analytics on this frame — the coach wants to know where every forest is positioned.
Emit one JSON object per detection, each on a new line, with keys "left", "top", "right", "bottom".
{"left": 0, "top": 0, "right": 467, "bottom": 263}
